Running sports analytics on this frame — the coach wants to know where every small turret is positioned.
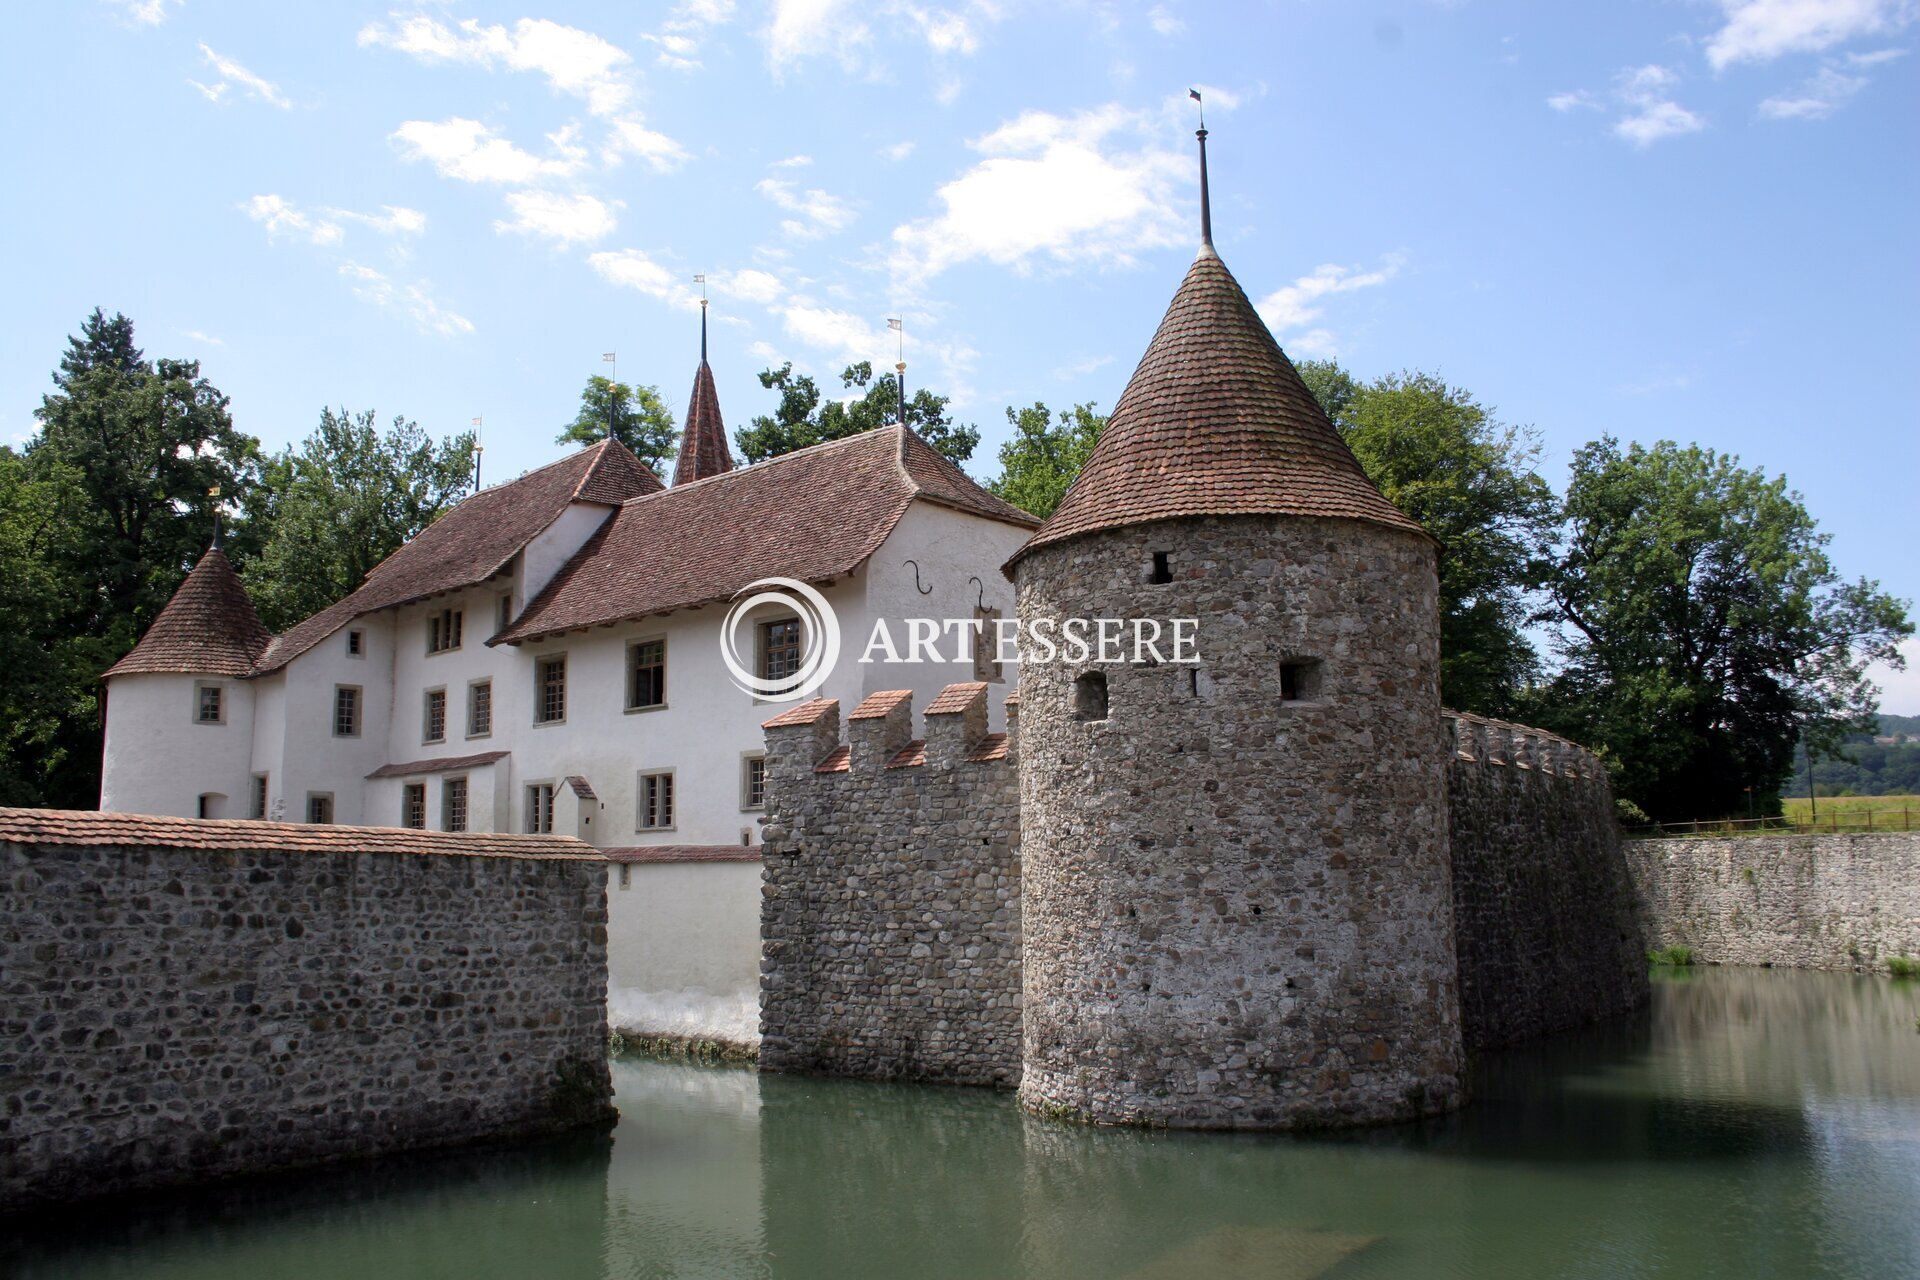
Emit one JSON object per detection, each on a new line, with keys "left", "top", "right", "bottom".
{"left": 673, "top": 293, "right": 734, "bottom": 486}
{"left": 104, "top": 543, "right": 270, "bottom": 679}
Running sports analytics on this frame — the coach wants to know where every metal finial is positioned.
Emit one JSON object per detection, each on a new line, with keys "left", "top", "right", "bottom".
{"left": 888, "top": 318, "right": 905, "bottom": 427}
{"left": 695, "top": 275, "right": 709, "bottom": 363}
{"left": 208, "top": 485, "right": 224, "bottom": 551}
{"left": 1190, "top": 89, "right": 1212, "bottom": 246}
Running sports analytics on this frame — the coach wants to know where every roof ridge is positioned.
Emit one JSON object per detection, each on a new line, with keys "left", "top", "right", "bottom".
{"left": 623, "top": 424, "right": 906, "bottom": 506}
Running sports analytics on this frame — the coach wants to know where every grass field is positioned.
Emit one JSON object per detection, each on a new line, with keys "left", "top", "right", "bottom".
{"left": 1782, "top": 794, "right": 1920, "bottom": 821}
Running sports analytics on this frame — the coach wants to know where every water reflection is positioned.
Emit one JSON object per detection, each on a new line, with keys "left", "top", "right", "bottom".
{"left": 7, "top": 969, "right": 1918, "bottom": 1280}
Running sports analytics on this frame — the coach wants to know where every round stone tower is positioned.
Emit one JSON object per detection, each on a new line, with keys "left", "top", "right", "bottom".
{"left": 1006, "top": 132, "right": 1465, "bottom": 1130}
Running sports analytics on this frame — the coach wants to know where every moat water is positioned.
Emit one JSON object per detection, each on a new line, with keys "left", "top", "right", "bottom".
{"left": 7, "top": 967, "right": 1918, "bottom": 1279}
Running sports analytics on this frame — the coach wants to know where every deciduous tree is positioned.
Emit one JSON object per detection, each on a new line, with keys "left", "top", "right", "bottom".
{"left": 734, "top": 361, "right": 979, "bottom": 464}
{"left": 556, "top": 375, "right": 678, "bottom": 478}
{"left": 987, "top": 401, "right": 1107, "bottom": 519}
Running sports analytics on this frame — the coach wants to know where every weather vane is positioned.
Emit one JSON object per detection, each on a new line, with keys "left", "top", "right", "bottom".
{"left": 888, "top": 317, "right": 906, "bottom": 427}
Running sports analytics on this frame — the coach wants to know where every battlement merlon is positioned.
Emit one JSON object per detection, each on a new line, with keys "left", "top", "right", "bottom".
{"left": 762, "top": 698, "right": 841, "bottom": 787}
{"left": 762, "top": 684, "right": 1017, "bottom": 776}
{"left": 1443, "top": 710, "right": 1602, "bottom": 781}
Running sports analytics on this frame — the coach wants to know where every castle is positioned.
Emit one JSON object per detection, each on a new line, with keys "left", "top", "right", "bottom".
{"left": 757, "top": 130, "right": 1648, "bottom": 1130}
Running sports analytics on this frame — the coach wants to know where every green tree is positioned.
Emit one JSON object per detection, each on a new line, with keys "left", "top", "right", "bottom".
{"left": 556, "top": 375, "right": 678, "bottom": 478}
{"left": 246, "top": 408, "right": 477, "bottom": 631}
{"left": 987, "top": 401, "right": 1107, "bottom": 518}
{"left": 1531, "top": 438, "right": 1911, "bottom": 821}
{"left": 1300, "top": 361, "right": 1555, "bottom": 716}
{"left": 734, "top": 361, "right": 980, "bottom": 464}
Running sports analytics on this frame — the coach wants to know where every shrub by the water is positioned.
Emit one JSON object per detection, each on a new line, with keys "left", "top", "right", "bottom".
{"left": 1888, "top": 956, "right": 1919, "bottom": 979}
{"left": 1648, "top": 945, "right": 1698, "bottom": 967}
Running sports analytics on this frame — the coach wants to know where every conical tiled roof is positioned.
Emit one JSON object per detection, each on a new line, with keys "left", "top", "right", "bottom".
{"left": 673, "top": 359, "right": 732, "bottom": 486}
{"left": 104, "top": 547, "right": 271, "bottom": 678}
{"left": 1007, "top": 244, "right": 1428, "bottom": 569}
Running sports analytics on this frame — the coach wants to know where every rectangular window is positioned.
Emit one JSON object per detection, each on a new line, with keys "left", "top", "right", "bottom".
{"left": 197, "top": 793, "right": 214, "bottom": 819}
{"left": 443, "top": 777, "right": 468, "bottom": 832}
{"left": 307, "top": 793, "right": 334, "bottom": 825}
{"left": 334, "top": 685, "right": 361, "bottom": 737}
{"left": 741, "top": 755, "right": 767, "bottom": 810}
{"left": 347, "top": 629, "right": 364, "bottom": 657}
{"left": 536, "top": 654, "right": 567, "bottom": 724}
{"left": 627, "top": 639, "right": 666, "bottom": 710}
{"left": 423, "top": 688, "right": 447, "bottom": 743}
{"left": 638, "top": 771, "right": 675, "bottom": 830}
{"left": 250, "top": 774, "right": 268, "bottom": 820}
{"left": 974, "top": 607, "right": 1004, "bottom": 682}
{"left": 497, "top": 594, "right": 513, "bottom": 633}
{"left": 427, "top": 608, "right": 463, "bottom": 654}
{"left": 527, "top": 782, "right": 555, "bottom": 834}
{"left": 194, "top": 682, "right": 224, "bottom": 724}
{"left": 402, "top": 783, "right": 426, "bottom": 830}
{"left": 468, "top": 680, "right": 492, "bottom": 738}
{"left": 760, "top": 617, "right": 802, "bottom": 693}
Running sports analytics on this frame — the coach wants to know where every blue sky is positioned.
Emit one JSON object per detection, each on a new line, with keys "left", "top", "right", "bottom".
{"left": 2, "top": 1, "right": 1915, "bottom": 708}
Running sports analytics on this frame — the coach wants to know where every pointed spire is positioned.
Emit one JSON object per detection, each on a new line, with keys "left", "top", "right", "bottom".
{"left": 103, "top": 546, "right": 271, "bottom": 678}
{"left": 1197, "top": 126, "right": 1213, "bottom": 248}
{"left": 673, "top": 285, "right": 734, "bottom": 486}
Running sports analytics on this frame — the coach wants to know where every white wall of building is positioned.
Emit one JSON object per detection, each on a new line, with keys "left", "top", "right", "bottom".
{"left": 606, "top": 860, "right": 763, "bottom": 1045}
{"left": 101, "top": 673, "right": 256, "bottom": 818}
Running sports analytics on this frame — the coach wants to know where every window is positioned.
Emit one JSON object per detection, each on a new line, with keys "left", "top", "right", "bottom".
{"left": 195, "top": 682, "right": 224, "bottom": 724}
{"left": 536, "top": 654, "right": 567, "bottom": 724}
{"left": 760, "top": 617, "right": 802, "bottom": 694}
{"left": 346, "top": 629, "right": 364, "bottom": 657}
{"left": 468, "top": 680, "right": 492, "bottom": 738}
{"left": 618, "top": 863, "right": 631, "bottom": 891}
{"left": 527, "top": 782, "right": 555, "bottom": 834}
{"left": 402, "top": 783, "right": 426, "bottom": 830}
{"left": 973, "top": 607, "right": 1003, "bottom": 682}
{"left": 1149, "top": 550, "right": 1173, "bottom": 584}
{"left": 423, "top": 688, "right": 447, "bottom": 743}
{"left": 197, "top": 793, "right": 215, "bottom": 819}
{"left": 443, "top": 777, "right": 468, "bottom": 832}
{"left": 427, "top": 608, "right": 463, "bottom": 654}
{"left": 250, "top": 774, "right": 268, "bottom": 820}
{"left": 307, "top": 793, "right": 334, "bottom": 825}
{"left": 741, "top": 755, "right": 767, "bottom": 810}
{"left": 638, "top": 771, "right": 675, "bottom": 830}
{"left": 334, "top": 685, "right": 361, "bottom": 737}
{"left": 497, "top": 594, "right": 513, "bottom": 633}
{"left": 628, "top": 639, "right": 666, "bottom": 710}
{"left": 1074, "top": 671, "right": 1109, "bottom": 722}
{"left": 1280, "top": 659, "right": 1322, "bottom": 703}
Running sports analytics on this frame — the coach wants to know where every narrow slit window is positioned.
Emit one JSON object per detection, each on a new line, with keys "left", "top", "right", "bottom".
{"left": 1149, "top": 551, "right": 1172, "bottom": 584}
{"left": 742, "top": 756, "right": 767, "bottom": 810}
{"left": 1074, "top": 671, "right": 1109, "bottom": 722}
{"left": 250, "top": 774, "right": 268, "bottom": 820}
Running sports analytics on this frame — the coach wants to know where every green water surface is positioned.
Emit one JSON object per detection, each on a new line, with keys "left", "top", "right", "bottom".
{"left": 6, "top": 967, "right": 1918, "bottom": 1279}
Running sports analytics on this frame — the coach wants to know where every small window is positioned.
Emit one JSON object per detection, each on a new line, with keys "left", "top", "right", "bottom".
{"left": 759, "top": 618, "right": 802, "bottom": 695}
{"left": 1280, "top": 659, "right": 1322, "bottom": 703}
{"left": 427, "top": 608, "right": 463, "bottom": 654}
{"left": 527, "top": 782, "right": 555, "bottom": 834}
{"left": 638, "top": 771, "right": 675, "bottom": 830}
{"left": 536, "top": 654, "right": 567, "bottom": 724}
{"left": 197, "top": 793, "right": 215, "bottom": 819}
{"left": 194, "top": 682, "right": 224, "bottom": 724}
{"left": 334, "top": 685, "right": 361, "bottom": 737}
{"left": 1149, "top": 551, "right": 1172, "bottom": 584}
{"left": 1074, "top": 671, "right": 1109, "bottom": 722}
{"left": 497, "top": 594, "right": 513, "bottom": 633}
{"left": 618, "top": 863, "right": 631, "bottom": 891}
{"left": 402, "top": 783, "right": 426, "bottom": 830}
{"left": 443, "top": 777, "right": 468, "bottom": 832}
{"left": 973, "top": 607, "right": 1003, "bottom": 682}
{"left": 468, "top": 680, "right": 492, "bottom": 737}
{"left": 250, "top": 774, "right": 268, "bottom": 820}
{"left": 628, "top": 639, "right": 666, "bottom": 710}
{"left": 346, "top": 629, "right": 364, "bottom": 657}
{"left": 307, "top": 793, "right": 334, "bottom": 825}
{"left": 423, "top": 688, "right": 447, "bottom": 743}
{"left": 741, "top": 755, "right": 767, "bottom": 810}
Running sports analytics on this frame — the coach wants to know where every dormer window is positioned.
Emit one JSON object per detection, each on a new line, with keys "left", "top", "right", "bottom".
{"left": 427, "top": 608, "right": 463, "bottom": 654}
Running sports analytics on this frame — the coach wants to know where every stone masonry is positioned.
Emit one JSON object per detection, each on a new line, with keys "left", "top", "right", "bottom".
{"left": 0, "top": 809, "right": 615, "bottom": 1211}
{"left": 758, "top": 683, "right": 1022, "bottom": 1086}
{"left": 1444, "top": 713, "right": 1648, "bottom": 1050}
{"left": 1626, "top": 832, "right": 1920, "bottom": 970}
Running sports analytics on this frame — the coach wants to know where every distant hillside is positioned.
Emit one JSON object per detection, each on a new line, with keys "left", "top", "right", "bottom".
{"left": 1785, "top": 714, "right": 1920, "bottom": 797}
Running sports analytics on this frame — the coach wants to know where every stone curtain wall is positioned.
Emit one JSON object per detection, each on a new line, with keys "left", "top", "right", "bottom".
{"left": 758, "top": 684, "right": 1022, "bottom": 1086}
{"left": 1443, "top": 714, "right": 1649, "bottom": 1051}
{"left": 0, "top": 810, "right": 615, "bottom": 1212}
{"left": 1625, "top": 833, "right": 1920, "bottom": 970}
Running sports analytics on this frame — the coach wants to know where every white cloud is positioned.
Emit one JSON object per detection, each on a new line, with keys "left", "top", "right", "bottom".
{"left": 772, "top": 154, "right": 814, "bottom": 168}
{"left": 193, "top": 43, "right": 290, "bottom": 109}
{"left": 391, "top": 118, "right": 583, "bottom": 183}
{"left": 1547, "top": 90, "right": 1601, "bottom": 111}
{"left": 495, "top": 191, "right": 620, "bottom": 245}
{"left": 888, "top": 104, "right": 1189, "bottom": 284}
{"left": 644, "top": 0, "right": 738, "bottom": 70}
{"left": 1759, "top": 62, "right": 1872, "bottom": 114}
{"left": 765, "top": 0, "right": 868, "bottom": 70}
{"left": 359, "top": 14, "right": 634, "bottom": 116}
{"left": 761, "top": 0, "right": 1000, "bottom": 74}
{"left": 339, "top": 262, "right": 474, "bottom": 336}
{"left": 109, "top": 0, "right": 175, "bottom": 26}
{"left": 587, "top": 248, "right": 702, "bottom": 309}
{"left": 334, "top": 205, "right": 428, "bottom": 235}
{"left": 241, "top": 195, "right": 343, "bottom": 246}
{"left": 1706, "top": 0, "right": 1917, "bottom": 70}
{"left": 1147, "top": 5, "right": 1184, "bottom": 36}
{"left": 710, "top": 268, "right": 785, "bottom": 305}
{"left": 182, "top": 329, "right": 225, "bottom": 347}
{"left": 1612, "top": 64, "right": 1707, "bottom": 145}
{"left": 1254, "top": 255, "right": 1405, "bottom": 356}
{"left": 1847, "top": 45, "right": 1911, "bottom": 62}
{"left": 604, "top": 117, "right": 689, "bottom": 170}
{"left": 757, "top": 176, "right": 857, "bottom": 238}
{"left": 879, "top": 140, "right": 916, "bottom": 161}
{"left": 1053, "top": 353, "right": 1115, "bottom": 379}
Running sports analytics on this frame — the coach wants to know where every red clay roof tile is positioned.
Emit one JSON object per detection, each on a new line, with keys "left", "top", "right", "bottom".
{"left": 673, "top": 360, "right": 733, "bottom": 486}
{"left": 602, "top": 845, "right": 761, "bottom": 863}
{"left": 925, "top": 681, "right": 987, "bottom": 715}
{"left": 763, "top": 697, "right": 838, "bottom": 729}
{"left": 849, "top": 689, "right": 913, "bottom": 720}
{"left": 365, "top": 750, "right": 509, "bottom": 780}
{"left": 0, "top": 807, "right": 595, "bottom": 860}
{"left": 885, "top": 739, "right": 927, "bottom": 769}
{"left": 104, "top": 548, "right": 270, "bottom": 679}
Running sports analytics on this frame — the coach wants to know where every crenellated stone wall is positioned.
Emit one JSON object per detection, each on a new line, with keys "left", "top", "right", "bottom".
{"left": 758, "top": 683, "right": 1022, "bottom": 1086}
{"left": 0, "top": 809, "right": 615, "bottom": 1211}
{"left": 1442, "top": 714, "right": 1649, "bottom": 1051}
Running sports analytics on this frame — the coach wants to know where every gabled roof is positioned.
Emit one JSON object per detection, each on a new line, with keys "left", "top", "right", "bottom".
{"left": 105, "top": 547, "right": 270, "bottom": 679}
{"left": 496, "top": 426, "right": 1038, "bottom": 646}
{"left": 673, "top": 360, "right": 733, "bottom": 486}
{"left": 1007, "top": 244, "right": 1427, "bottom": 571}
{"left": 254, "top": 440, "right": 661, "bottom": 674}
